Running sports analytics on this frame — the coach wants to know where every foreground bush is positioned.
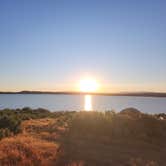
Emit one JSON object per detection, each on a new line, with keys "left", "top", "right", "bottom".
{"left": 67, "top": 110, "right": 166, "bottom": 142}
{"left": 56, "top": 110, "right": 166, "bottom": 165}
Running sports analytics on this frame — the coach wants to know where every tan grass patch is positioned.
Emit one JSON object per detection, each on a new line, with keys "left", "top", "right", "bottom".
{"left": 0, "top": 135, "right": 58, "bottom": 166}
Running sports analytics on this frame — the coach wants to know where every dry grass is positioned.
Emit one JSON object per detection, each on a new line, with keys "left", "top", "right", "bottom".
{"left": 0, "top": 135, "right": 57, "bottom": 166}
{"left": 0, "top": 117, "right": 66, "bottom": 166}
{"left": 21, "top": 118, "right": 62, "bottom": 142}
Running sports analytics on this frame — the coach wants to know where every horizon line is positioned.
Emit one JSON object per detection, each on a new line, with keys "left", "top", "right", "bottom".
{"left": 0, "top": 90, "right": 166, "bottom": 97}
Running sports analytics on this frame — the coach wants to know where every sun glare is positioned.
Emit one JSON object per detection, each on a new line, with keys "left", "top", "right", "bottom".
{"left": 79, "top": 78, "right": 99, "bottom": 93}
{"left": 79, "top": 78, "right": 99, "bottom": 111}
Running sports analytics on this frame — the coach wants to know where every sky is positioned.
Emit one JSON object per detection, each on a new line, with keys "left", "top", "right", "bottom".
{"left": 0, "top": 0, "right": 166, "bottom": 92}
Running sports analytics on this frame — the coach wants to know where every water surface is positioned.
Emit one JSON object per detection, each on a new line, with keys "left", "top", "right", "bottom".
{"left": 0, "top": 94, "right": 166, "bottom": 113}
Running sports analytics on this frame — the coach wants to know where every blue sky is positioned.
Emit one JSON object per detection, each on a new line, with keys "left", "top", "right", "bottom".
{"left": 0, "top": 0, "right": 166, "bottom": 92}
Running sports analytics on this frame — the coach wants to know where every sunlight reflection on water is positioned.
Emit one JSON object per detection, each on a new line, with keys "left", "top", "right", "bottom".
{"left": 84, "top": 95, "right": 92, "bottom": 111}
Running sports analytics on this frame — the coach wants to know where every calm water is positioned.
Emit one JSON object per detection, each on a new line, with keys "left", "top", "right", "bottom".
{"left": 0, "top": 94, "right": 166, "bottom": 113}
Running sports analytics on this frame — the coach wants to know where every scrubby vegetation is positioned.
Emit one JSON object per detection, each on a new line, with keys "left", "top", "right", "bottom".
{"left": 57, "top": 109, "right": 166, "bottom": 166}
{"left": 0, "top": 107, "right": 166, "bottom": 165}
{"left": 0, "top": 108, "right": 74, "bottom": 165}
{"left": 0, "top": 107, "right": 74, "bottom": 140}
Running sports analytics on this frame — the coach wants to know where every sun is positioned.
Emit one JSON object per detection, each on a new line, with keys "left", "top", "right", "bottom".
{"left": 79, "top": 78, "right": 99, "bottom": 92}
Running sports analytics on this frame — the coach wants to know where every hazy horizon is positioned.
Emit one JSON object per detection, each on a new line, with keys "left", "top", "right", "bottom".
{"left": 0, "top": 0, "right": 166, "bottom": 92}
{"left": 0, "top": 89, "right": 166, "bottom": 94}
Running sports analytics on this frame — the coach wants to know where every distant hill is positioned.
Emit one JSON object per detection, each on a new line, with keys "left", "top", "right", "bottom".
{"left": 0, "top": 91, "right": 166, "bottom": 97}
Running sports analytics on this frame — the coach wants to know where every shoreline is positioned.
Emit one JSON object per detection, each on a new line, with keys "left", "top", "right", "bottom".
{"left": 0, "top": 91, "right": 166, "bottom": 97}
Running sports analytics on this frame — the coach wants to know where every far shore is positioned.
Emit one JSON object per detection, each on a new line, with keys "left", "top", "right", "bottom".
{"left": 0, "top": 91, "right": 166, "bottom": 97}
